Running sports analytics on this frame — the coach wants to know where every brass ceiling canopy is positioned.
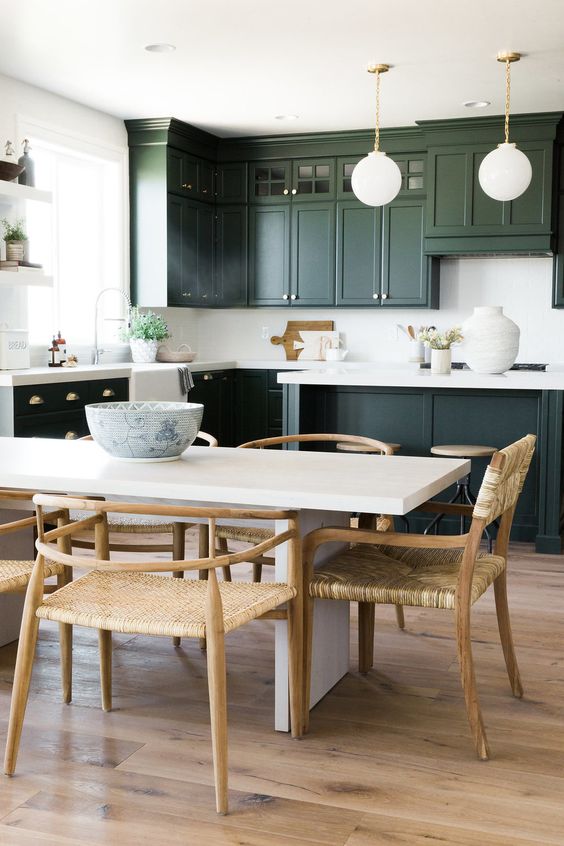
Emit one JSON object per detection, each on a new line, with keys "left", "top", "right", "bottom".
{"left": 496, "top": 51, "right": 521, "bottom": 63}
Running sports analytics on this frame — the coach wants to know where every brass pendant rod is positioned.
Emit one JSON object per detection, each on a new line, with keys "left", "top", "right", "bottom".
{"left": 504, "top": 58, "right": 511, "bottom": 144}
{"left": 374, "top": 70, "right": 381, "bottom": 152}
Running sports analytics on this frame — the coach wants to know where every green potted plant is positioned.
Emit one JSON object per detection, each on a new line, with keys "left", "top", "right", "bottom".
{"left": 418, "top": 326, "right": 463, "bottom": 374}
{"left": 1, "top": 217, "right": 28, "bottom": 262}
{"left": 119, "top": 306, "right": 170, "bottom": 363}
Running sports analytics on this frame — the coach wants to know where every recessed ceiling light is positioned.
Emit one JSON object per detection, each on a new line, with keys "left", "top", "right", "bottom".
{"left": 463, "top": 100, "right": 491, "bottom": 109}
{"left": 274, "top": 114, "right": 299, "bottom": 121}
{"left": 145, "top": 43, "right": 176, "bottom": 53}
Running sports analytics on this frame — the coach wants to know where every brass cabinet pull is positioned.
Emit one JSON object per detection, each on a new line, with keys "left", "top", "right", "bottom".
{"left": 66, "top": 391, "right": 80, "bottom": 402}
{"left": 182, "top": 291, "right": 192, "bottom": 297}
{"left": 102, "top": 387, "right": 115, "bottom": 398}
{"left": 202, "top": 187, "right": 208, "bottom": 194}
{"left": 65, "top": 431, "right": 78, "bottom": 440}
{"left": 203, "top": 373, "right": 214, "bottom": 381}
{"left": 182, "top": 183, "right": 193, "bottom": 190}
{"left": 29, "top": 395, "right": 44, "bottom": 406}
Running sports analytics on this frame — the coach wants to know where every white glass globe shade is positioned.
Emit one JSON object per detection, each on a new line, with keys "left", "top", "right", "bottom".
{"left": 478, "top": 142, "right": 532, "bottom": 202}
{"left": 351, "top": 151, "right": 402, "bottom": 206}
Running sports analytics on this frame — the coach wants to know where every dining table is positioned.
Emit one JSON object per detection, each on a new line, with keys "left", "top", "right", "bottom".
{"left": 0, "top": 435, "right": 470, "bottom": 731}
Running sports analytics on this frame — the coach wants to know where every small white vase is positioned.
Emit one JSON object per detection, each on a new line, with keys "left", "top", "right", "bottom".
{"left": 431, "top": 348, "right": 451, "bottom": 374}
{"left": 130, "top": 338, "right": 159, "bottom": 363}
{"left": 462, "top": 306, "right": 519, "bottom": 374}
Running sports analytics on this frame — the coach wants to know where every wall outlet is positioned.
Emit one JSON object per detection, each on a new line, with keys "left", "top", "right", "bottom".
{"left": 261, "top": 326, "right": 270, "bottom": 340}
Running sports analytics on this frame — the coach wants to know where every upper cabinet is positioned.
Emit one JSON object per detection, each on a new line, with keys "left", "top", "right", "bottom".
{"left": 167, "top": 148, "right": 214, "bottom": 202}
{"left": 420, "top": 113, "right": 562, "bottom": 254}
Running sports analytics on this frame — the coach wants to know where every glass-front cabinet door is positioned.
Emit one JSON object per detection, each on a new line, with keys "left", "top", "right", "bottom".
{"left": 290, "top": 159, "right": 335, "bottom": 201}
{"left": 249, "top": 161, "right": 291, "bottom": 203}
{"left": 336, "top": 154, "right": 426, "bottom": 200}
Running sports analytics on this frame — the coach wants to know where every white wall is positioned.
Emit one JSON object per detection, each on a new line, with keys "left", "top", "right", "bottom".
{"left": 162, "top": 256, "right": 564, "bottom": 364}
{"left": 0, "top": 72, "right": 126, "bottom": 152}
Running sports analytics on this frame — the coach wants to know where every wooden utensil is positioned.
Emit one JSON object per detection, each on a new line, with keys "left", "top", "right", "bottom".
{"left": 407, "top": 325, "right": 416, "bottom": 340}
{"left": 271, "top": 320, "right": 334, "bottom": 360}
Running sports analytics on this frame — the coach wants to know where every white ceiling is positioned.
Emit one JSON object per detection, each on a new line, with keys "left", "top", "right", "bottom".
{"left": 0, "top": 0, "right": 563, "bottom": 138}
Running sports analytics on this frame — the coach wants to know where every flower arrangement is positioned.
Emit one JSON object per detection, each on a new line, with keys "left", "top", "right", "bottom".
{"left": 1, "top": 217, "right": 27, "bottom": 242}
{"left": 119, "top": 307, "right": 169, "bottom": 342}
{"left": 418, "top": 326, "right": 463, "bottom": 350}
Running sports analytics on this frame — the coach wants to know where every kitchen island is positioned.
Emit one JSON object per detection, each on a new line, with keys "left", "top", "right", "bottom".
{"left": 278, "top": 365, "right": 564, "bottom": 553}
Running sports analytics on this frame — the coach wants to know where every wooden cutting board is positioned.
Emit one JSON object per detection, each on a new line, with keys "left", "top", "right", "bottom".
{"left": 271, "top": 320, "right": 335, "bottom": 360}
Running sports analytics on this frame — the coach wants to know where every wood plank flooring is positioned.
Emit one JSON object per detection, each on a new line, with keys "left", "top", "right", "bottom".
{"left": 0, "top": 535, "right": 563, "bottom": 845}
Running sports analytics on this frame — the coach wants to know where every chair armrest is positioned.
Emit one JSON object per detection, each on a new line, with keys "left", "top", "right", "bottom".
{"left": 415, "top": 500, "right": 474, "bottom": 517}
{"left": 303, "top": 525, "right": 467, "bottom": 567}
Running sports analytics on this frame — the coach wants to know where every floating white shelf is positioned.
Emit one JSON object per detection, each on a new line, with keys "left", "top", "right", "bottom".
{"left": 0, "top": 181, "right": 52, "bottom": 204}
{"left": 0, "top": 272, "right": 53, "bottom": 288}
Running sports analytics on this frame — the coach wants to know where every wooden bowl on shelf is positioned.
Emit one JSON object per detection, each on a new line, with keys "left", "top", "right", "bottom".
{"left": 0, "top": 162, "right": 24, "bottom": 182}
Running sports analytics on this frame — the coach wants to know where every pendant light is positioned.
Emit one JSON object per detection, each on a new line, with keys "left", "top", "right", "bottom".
{"left": 478, "top": 52, "right": 532, "bottom": 202}
{"left": 351, "top": 64, "right": 402, "bottom": 207}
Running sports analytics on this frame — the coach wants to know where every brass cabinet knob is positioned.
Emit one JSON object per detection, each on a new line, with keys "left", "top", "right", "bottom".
{"left": 102, "top": 388, "right": 115, "bottom": 398}
{"left": 65, "top": 431, "right": 78, "bottom": 440}
{"left": 291, "top": 188, "right": 297, "bottom": 195}
{"left": 28, "top": 395, "right": 44, "bottom": 405}
{"left": 290, "top": 293, "right": 297, "bottom": 300}
{"left": 282, "top": 293, "right": 289, "bottom": 300}
{"left": 283, "top": 188, "right": 289, "bottom": 195}
{"left": 203, "top": 373, "right": 214, "bottom": 381}
{"left": 372, "top": 293, "right": 380, "bottom": 300}
{"left": 66, "top": 391, "right": 80, "bottom": 402}
{"left": 381, "top": 293, "right": 388, "bottom": 300}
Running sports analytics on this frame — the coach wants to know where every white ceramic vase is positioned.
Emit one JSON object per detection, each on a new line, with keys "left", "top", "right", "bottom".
{"left": 130, "top": 338, "right": 159, "bottom": 363}
{"left": 462, "top": 306, "right": 519, "bottom": 374}
{"left": 431, "top": 348, "right": 451, "bottom": 374}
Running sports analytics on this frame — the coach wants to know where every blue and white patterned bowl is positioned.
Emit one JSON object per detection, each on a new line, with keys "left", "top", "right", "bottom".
{"left": 85, "top": 401, "right": 204, "bottom": 462}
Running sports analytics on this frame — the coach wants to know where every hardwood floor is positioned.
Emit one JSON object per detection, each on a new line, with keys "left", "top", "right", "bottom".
{"left": 0, "top": 536, "right": 563, "bottom": 845}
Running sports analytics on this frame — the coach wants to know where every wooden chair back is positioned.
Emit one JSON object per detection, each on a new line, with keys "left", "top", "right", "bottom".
{"left": 238, "top": 433, "right": 394, "bottom": 455}
{"left": 33, "top": 493, "right": 299, "bottom": 580}
{"left": 0, "top": 489, "right": 64, "bottom": 538}
{"left": 472, "top": 434, "right": 536, "bottom": 529}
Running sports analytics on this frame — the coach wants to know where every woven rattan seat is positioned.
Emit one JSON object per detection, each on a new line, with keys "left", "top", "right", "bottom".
{"left": 37, "top": 570, "right": 296, "bottom": 638}
{"left": 310, "top": 544, "right": 505, "bottom": 610}
{"left": 216, "top": 525, "right": 274, "bottom": 544}
{"left": 70, "top": 511, "right": 175, "bottom": 534}
{"left": 0, "top": 560, "right": 64, "bottom": 593}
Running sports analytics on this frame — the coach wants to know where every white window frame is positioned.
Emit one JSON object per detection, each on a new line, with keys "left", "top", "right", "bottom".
{"left": 16, "top": 114, "right": 129, "bottom": 353}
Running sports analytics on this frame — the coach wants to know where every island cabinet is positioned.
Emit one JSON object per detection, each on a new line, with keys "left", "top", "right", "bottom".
{"left": 286, "top": 381, "right": 562, "bottom": 553}
{"left": 420, "top": 113, "right": 563, "bottom": 254}
{"left": 0, "top": 378, "right": 129, "bottom": 440}
{"left": 188, "top": 369, "right": 235, "bottom": 447}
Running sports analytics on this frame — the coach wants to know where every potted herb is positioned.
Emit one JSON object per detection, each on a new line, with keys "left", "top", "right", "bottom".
{"left": 120, "top": 307, "right": 170, "bottom": 363}
{"left": 1, "top": 217, "right": 27, "bottom": 262}
{"left": 418, "top": 326, "right": 463, "bottom": 374}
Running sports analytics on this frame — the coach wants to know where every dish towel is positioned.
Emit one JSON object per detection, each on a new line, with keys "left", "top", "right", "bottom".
{"left": 178, "top": 366, "right": 195, "bottom": 396}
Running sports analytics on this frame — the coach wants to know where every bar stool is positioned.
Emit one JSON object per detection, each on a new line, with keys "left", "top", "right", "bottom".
{"left": 424, "top": 443, "right": 498, "bottom": 550}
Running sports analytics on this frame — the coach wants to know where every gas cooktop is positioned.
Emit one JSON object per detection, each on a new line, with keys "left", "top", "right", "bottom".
{"left": 419, "top": 362, "right": 548, "bottom": 371}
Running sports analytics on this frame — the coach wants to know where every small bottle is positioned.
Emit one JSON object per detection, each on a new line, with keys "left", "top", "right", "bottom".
{"left": 18, "top": 139, "right": 35, "bottom": 187}
{"left": 56, "top": 331, "right": 67, "bottom": 365}
{"left": 48, "top": 337, "right": 61, "bottom": 367}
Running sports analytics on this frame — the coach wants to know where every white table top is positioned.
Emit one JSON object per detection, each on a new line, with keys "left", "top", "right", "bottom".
{"left": 0, "top": 437, "right": 470, "bottom": 515}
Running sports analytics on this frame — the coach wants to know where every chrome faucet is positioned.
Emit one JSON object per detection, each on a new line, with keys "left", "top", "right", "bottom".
{"left": 92, "top": 287, "right": 132, "bottom": 365}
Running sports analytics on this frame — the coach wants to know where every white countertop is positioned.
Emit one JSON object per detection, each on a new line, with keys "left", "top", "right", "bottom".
{"left": 277, "top": 363, "right": 564, "bottom": 391}
{"left": 0, "top": 437, "right": 469, "bottom": 515}
{"left": 0, "top": 358, "right": 335, "bottom": 387}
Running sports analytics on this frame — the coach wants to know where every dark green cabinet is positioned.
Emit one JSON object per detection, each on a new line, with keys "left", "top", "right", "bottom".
{"left": 235, "top": 369, "right": 286, "bottom": 445}
{"left": 214, "top": 205, "right": 247, "bottom": 306}
{"left": 336, "top": 154, "right": 426, "bottom": 200}
{"left": 249, "top": 202, "right": 334, "bottom": 306}
{"left": 189, "top": 370, "right": 234, "bottom": 446}
{"left": 552, "top": 141, "right": 564, "bottom": 307}
{"left": 249, "top": 161, "right": 291, "bottom": 202}
{"left": 425, "top": 140, "right": 554, "bottom": 253}
{"left": 248, "top": 205, "right": 290, "bottom": 305}
{"left": 337, "top": 198, "right": 439, "bottom": 307}
{"left": 167, "top": 196, "right": 214, "bottom": 307}
{"left": 167, "top": 148, "right": 214, "bottom": 202}
{"left": 291, "top": 159, "right": 335, "bottom": 200}
{"left": 216, "top": 162, "right": 247, "bottom": 203}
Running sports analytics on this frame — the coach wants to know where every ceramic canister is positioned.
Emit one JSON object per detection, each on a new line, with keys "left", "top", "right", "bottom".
{"left": 462, "top": 306, "right": 519, "bottom": 374}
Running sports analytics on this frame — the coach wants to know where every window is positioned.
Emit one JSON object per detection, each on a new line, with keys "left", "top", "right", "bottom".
{"left": 22, "top": 126, "right": 127, "bottom": 346}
